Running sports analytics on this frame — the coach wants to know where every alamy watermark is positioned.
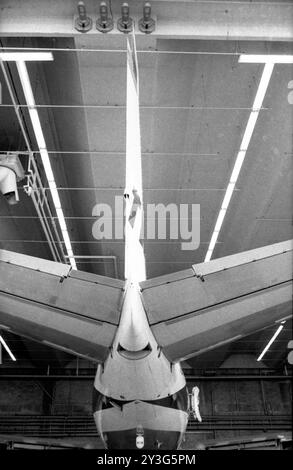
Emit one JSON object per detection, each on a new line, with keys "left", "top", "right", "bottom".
{"left": 92, "top": 196, "right": 200, "bottom": 251}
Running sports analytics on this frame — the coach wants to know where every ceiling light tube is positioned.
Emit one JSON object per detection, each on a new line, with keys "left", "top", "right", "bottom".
{"left": 229, "top": 150, "right": 246, "bottom": 184}
{"left": 39, "top": 149, "right": 55, "bottom": 182}
{"left": 208, "top": 231, "right": 219, "bottom": 252}
{"left": 28, "top": 109, "right": 46, "bottom": 149}
{"left": 62, "top": 230, "right": 73, "bottom": 250}
{"left": 0, "top": 335, "right": 16, "bottom": 361}
{"left": 0, "top": 52, "right": 53, "bottom": 62}
{"left": 252, "top": 63, "right": 274, "bottom": 111}
{"left": 205, "top": 61, "right": 274, "bottom": 262}
{"left": 49, "top": 183, "right": 62, "bottom": 210}
{"left": 257, "top": 325, "right": 284, "bottom": 362}
{"left": 214, "top": 208, "right": 227, "bottom": 233}
{"left": 56, "top": 208, "right": 67, "bottom": 231}
{"left": 221, "top": 182, "right": 235, "bottom": 210}
{"left": 204, "top": 249, "right": 213, "bottom": 263}
{"left": 239, "top": 55, "right": 293, "bottom": 64}
{"left": 239, "top": 111, "right": 259, "bottom": 151}
{"left": 16, "top": 60, "right": 76, "bottom": 270}
{"left": 16, "top": 61, "right": 36, "bottom": 106}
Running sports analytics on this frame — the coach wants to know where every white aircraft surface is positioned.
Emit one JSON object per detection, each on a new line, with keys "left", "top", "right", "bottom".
{"left": 0, "top": 35, "right": 292, "bottom": 450}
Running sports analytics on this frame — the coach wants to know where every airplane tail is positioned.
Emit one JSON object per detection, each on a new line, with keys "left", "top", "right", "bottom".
{"left": 124, "top": 32, "right": 146, "bottom": 283}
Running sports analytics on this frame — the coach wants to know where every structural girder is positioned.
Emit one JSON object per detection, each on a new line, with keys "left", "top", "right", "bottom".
{"left": 0, "top": 0, "right": 292, "bottom": 41}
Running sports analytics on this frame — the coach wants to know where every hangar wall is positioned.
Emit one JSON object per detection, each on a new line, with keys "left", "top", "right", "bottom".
{"left": 0, "top": 371, "right": 291, "bottom": 447}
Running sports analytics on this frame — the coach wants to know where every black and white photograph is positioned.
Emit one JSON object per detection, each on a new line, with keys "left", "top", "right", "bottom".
{"left": 0, "top": 0, "right": 292, "bottom": 460}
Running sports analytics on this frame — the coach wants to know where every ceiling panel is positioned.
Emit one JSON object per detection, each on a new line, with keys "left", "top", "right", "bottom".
{"left": 0, "top": 34, "right": 291, "bottom": 369}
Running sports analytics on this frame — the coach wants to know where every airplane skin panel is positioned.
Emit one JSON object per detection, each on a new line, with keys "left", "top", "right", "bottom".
{"left": 0, "top": 251, "right": 123, "bottom": 325}
{"left": 99, "top": 428, "right": 182, "bottom": 451}
{"left": 0, "top": 291, "right": 116, "bottom": 362}
{"left": 140, "top": 269, "right": 194, "bottom": 290}
{"left": 141, "top": 242, "right": 293, "bottom": 325}
{"left": 69, "top": 270, "right": 124, "bottom": 289}
{"left": 0, "top": 249, "right": 124, "bottom": 363}
{"left": 0, "top": 249, "right": 71, "bottom": 277}
{"left": 141, "top": 241, "right": 293, "bottom": 362}
{"left": 192, "top": 240, "right": 293, "bottom": 277}
{"left": 94, "top": 401, "right": 188, "bottom": 433}
{"left": 151, "top": 284, "right": 292, "bottom": 362}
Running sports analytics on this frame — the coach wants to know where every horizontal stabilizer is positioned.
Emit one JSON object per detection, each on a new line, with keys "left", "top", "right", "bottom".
{"left": 141, "top": 241, "right": 293, "bottom": 362}
{"left": 0, "top": 250, "right": 124, "bottom": 362}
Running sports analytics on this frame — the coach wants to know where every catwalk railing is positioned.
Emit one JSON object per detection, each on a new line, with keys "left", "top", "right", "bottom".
{"left": 0, "top": 414, "right": 291, "bottom": 437}
{"left": 0, "top": 367, "right": 291, "bottom": 378}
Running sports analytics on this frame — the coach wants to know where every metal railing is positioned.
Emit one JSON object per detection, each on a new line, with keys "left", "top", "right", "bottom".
{"left": 0, "top": 367, "right": 291, "bottom": 379}
{"left": 0, "top": 414, "right": 291, "bottom": 437}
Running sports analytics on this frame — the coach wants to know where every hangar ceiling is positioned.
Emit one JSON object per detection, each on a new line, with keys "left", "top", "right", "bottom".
{"left": 0, "top": 0, "right": 292, "bottom": 370}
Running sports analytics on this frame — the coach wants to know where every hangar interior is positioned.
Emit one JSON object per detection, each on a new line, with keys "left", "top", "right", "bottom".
{"left": 0, "top": 0, "right": 292, "bottom": 450}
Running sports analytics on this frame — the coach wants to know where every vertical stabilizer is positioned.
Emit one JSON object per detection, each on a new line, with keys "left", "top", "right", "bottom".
{"left": 124, "top": 32, "right": 146, "bottom": 282}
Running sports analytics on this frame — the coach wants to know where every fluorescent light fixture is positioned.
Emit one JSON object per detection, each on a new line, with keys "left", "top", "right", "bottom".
{"left": 16, "top": 60, "right": 36, "bottom": 106}
{"left": 239, "top": 55, "right": 293, "bottom": 64}
{"left": 0, "top": 335, "right": 16, "bottom": 361}
{"left": 204, "top": 61, "right": 274, "bottom": 262}
{"left": 204, "top": 182, "right": 234, "bottom": 261}
{"left": 214, "top": 208, "right": 227, "bottom": 233}
{"left": 240, "top": 111, "right": 258, "bottom": 150}
{"left": 257, "top": 325, "right": 284, "bottom": 362}
{"left": 208, "top": 231, "right": 219, "bottom": 254}
{"left": 16, "top": 60, "right": 76, "bottom": 270}
{"left": 56, "top": 208, "right": 67, "bottom": 231}
{"left": 205, "top": 249, "right": 213, "bottom": 263}
{"left": 62, "top": 231, "right": 73, "bottom": 253}
{"left": 28, "top": 109, "right": 46, "bottom": 149}
{"left": 39, "top": 149, "right": 55, "bottom": 182}
{"left": 0, "top": 52, "right": 53, "bottom": 62}
{"left": 49, "top": 183, "right": 62, "bottom": 210}
{"left": 230, "top": 151, "right": 246, "bottom": 184}
{"left": 61, "top": 230, "right": 71, "bottom": 247}
{"left": 221, "top": 182, "right": 235, "bottom": 210}
{"left": 252, "top": 63, "right": 274, "bottom": 111}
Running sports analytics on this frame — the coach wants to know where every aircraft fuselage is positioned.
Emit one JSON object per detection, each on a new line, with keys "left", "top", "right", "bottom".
{"left": 93, "top": 282, "right": 189, "bottom": 449}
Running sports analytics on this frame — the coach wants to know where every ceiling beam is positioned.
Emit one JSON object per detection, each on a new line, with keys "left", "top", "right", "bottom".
{"left": 0, "top": 0, "right": 292, "bottom": 42}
